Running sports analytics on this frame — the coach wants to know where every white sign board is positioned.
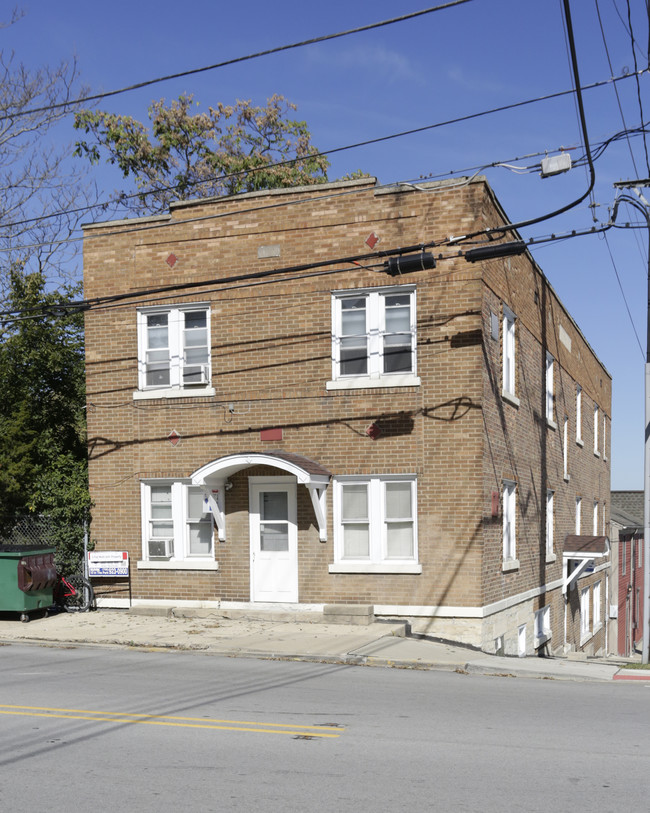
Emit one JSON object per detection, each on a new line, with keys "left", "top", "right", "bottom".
{"left": 88, "top": 551, "right": 129, "bottom": 578}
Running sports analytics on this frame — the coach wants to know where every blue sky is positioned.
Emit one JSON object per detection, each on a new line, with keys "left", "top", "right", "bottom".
{"left": 7, "top": 0, "right": 650, "bottom": 488}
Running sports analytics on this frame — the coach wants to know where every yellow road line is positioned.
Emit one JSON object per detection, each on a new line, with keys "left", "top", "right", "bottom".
{"left": 0, "top": 704, "right": 343, "bottom": 738}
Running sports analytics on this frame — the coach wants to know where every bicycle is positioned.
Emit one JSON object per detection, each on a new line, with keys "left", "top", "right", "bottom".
{"left": 53, "top": 572, "right": 96, "bottom": 613}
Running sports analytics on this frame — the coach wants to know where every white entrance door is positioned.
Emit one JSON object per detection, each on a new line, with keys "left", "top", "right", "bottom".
{"left": 249, "top": 478, "right": 298, "bottom": 603}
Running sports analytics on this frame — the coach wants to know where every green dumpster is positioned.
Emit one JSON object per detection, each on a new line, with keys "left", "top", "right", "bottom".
{"left": 0, "top": 545, "right": 57, "bottom": 621}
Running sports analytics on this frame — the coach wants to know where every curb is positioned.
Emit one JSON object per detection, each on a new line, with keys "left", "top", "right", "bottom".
{"left": 613, "top": 670, "right": 650, "bottom": 681}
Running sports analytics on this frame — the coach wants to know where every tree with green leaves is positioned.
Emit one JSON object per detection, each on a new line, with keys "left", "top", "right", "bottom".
{"left": 0, "top": 266, "right": 90, "bottom": 572}
{"left": 74, "top": 93, "right": 331, "bottom": 214}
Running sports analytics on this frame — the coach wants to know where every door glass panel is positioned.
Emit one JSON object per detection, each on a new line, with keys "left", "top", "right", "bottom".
{"left": 259, "top": 491, "right": 289, "bottom": 551}
{"left": 261, "top": 491, "right": 288, "bottom": 521}
{"left": 260, "top": 523, "right": 289, "bottom": 551}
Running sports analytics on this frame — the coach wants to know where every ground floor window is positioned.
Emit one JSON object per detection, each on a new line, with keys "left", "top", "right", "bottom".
{"left": 141, "top": 480, "right": 214, "bottom": 564}
{"left": 331, "top": 475, "right": 420, "bottom": 573}
{"left": 580, "top": 586, "right": 591, "bottom": 642}
{"left": 593, "top": 580, "right": 602, "bottom": 631}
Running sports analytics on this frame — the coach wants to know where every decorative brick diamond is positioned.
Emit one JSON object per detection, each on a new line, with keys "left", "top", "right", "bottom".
{"left": 166, "top": 253, "right": 177, "bottom": 268}
{"left": 365, "top": 232, "right": 379, "bottom": 249}
{"left": 365, "top": 422, "right": 381, "bottom": 440}
{"left": 168, "top": 430, "right": 181, "bottom": 447}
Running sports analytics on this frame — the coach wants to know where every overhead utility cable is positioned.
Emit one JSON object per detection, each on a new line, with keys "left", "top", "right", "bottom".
{"left": 4, "top": 68, "right": 643, "bottom": 242}
{"left": 447, "top": 0, "right": 596, "bottom": 246}
{"left": 1, "top": 1, "right": 472, "bottom": 122}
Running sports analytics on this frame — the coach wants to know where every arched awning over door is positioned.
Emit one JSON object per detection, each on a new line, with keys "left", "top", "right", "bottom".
{"left": 190, "top": 451, "right": 331, "bottom": 542}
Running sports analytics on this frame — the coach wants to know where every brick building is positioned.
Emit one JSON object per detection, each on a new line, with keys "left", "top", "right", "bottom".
{"left": 82, "top": 176, "right": 611, "bottom": 655}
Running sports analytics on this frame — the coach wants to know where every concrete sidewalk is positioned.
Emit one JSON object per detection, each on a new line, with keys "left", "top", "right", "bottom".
{"left": 0, "top": 607, "right": 638, "bottom": 682}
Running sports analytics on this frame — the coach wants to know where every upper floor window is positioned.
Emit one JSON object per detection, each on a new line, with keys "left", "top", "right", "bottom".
{"left": 545, "top": 353, "right": 555, "bottom": 425}
{"left": 330, "top": 475, "right": 421, "bottom": 573}
{"left": 502, "top": 306, "right": 516, "bottom": 399}
{"left": 576, "top": 384, "right": 583, "bottom": 444}
{"left": 594, "top": 405, "right": 600, "bottom": 456}
{"left": 137, "top": 305, "right": 212, "bottom": 395}
{"left": 328, "top": 286, "right": 419, "bottom": 389}
{"left": 140, "top": 480, "right": 215, "bottom": 567}
{"left": 575, "top": 496, "right": 582, "bottom": 534}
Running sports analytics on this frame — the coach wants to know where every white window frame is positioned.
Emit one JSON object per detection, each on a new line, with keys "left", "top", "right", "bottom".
{"left": 546, "top": 489, "right": 554, "bottom": 560}
{"left": 563, "top": 416, "right": 569, "bottom": 480}
{"left": 138, "top": 480, "right": 218, "bottom": 570}
{"left": 576, "top": 384, "right": 583, "bottom": 445}
{"left": 502, "top": 305, "right": 518, "bottom": 403}
{"left": 534, "top": 606, "right": 551, "bottom": 646}
{"left": 135, "top": 304, "right": 214, "bottom": 399}
{"left": 603, "top": 415, "right": 607, "bottom": 461}
{"left": 593, "top": 500, "right": 599, "bottom": 536}
{"left": 517, "top": 623, "right": 527, "bottom": 657}
{"left": 502, "top": 480, "right": 518, "bottom": 569}
{"left": 575, "top": 496, "right": 582, "bottom": 535}
{"left": 593, "top": 580, "right": 602, "bottom": 632}
{"left": 330, "top": 475, "right": 421, "bottom": 573}
{"left": 545, "top": 352, "right": 555, "bottom": 427}
{"left": 593, "top": 404, "right": 600, "bottom": 456}
{"left": 327, "top": 286, "right": 420, "bottom": 390}
{"left": 580, "top": 586, "right": 591, "bottom": 642}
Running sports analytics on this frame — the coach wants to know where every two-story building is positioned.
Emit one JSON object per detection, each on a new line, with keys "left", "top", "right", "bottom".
{"left": 82, "top": 176, "right": 611, "bottom": 655}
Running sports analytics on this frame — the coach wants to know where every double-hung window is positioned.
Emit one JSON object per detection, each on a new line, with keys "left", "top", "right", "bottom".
{"left": 502, "top": 306, "right": 516, "bottom": 400}
{"left": 594, "top": 405, "right": 600, "bottom": 456}
{"left": 545, "top": 353, "right": 555, "bottom": 425}
{"left": 580, "top": 586, "right": 591, "bottom": 641}
{"left": 140, "top": 480, "right": 216, "bottom": 569}
{"left": 593, "top": 581, "right": 602, "bottom": 631}
{"left": 137, "top": 305, "right": 212, "bottom": 396}
{"left": 328, "top": 286, "right": 419, "bottom": 388}
{"left": 576, "top": 385, "right": 583, "bottom": 444}
{"left": 330, "top": 476, "right": 421, "bottom": 573}
{"left": 546, "top": 489, "right": 554, "bottom": 559}
{"left": 502, "top": 480, "right": 517, "bottom": 567}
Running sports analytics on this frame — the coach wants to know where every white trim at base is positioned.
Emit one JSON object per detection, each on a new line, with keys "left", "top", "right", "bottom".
{"left": 129, "top": 599, "right": 326, "bottom": 613}
{"left": 137, "top": 560, "right": 219, "bottom": 571}
{"left": 96, "top": 597, "right": 131, "bottom": 609}
{"left": 376, "top": 577, "right": 566, "bottom": 619}
{"left": 329, "top": 563, "right": 422, "bottom": 574}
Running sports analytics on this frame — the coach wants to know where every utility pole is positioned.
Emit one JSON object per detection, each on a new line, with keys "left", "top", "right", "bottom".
{"left": 613, "top": 179, "right": 650, "bottom": 663}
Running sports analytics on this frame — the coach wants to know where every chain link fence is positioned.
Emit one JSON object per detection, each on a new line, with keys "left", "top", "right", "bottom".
{"left": 0, "top": 514, "right": 87, "bottom": 575}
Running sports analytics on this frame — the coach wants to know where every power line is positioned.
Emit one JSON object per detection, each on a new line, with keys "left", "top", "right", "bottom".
{"left": 624, "top": 0, "right": 650, "bottom": 173}
{"left": 595, "top": 0, "right": 642, "bottom": 177}
{"left": 1, "top": 2, "right": 472, "bottom": 123}
{"left": 603, "top": 230, "right": 645, "bottom": 357}
{"left": 3, "top": 67, "right": 646, "bottom": 248}
{"left": 446, "top": 0, "right": 597, "bottom": 245}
